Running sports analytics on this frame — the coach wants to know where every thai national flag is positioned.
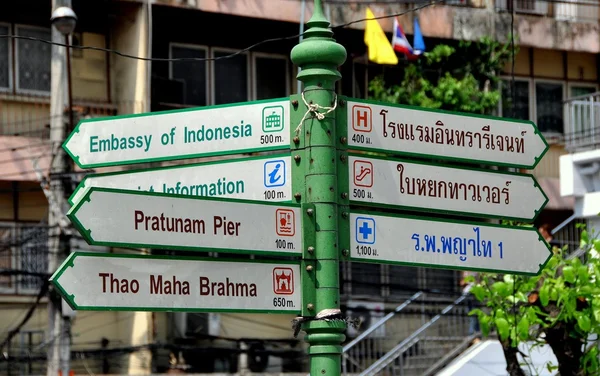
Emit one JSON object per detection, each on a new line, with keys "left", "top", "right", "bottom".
{"left": 392, "top": 17, "right": 414, "bottom": 56}
{"left": 392, "top": 17, "right": 426, "bottom": 60}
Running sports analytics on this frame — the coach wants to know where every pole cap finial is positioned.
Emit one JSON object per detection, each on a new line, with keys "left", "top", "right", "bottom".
{"left": 290, "top": 0, "right": 347, "bottom": 82}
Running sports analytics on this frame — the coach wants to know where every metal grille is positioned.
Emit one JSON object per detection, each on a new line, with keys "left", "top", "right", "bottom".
{"left": 16, "top": 27, "right": 51, "bottom": 93}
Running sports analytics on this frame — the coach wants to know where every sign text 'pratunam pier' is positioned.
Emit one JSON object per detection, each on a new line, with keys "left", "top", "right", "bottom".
{"left": 67, "top": 188, "right": 301, "bottom": 256}
{"left": 50, "top": 252, "right": 301, "bottom": 313}
{"left": 63, "top": 98, "right": 290, "bottom": 169}
{"left": 349, "top": 212, "right": 552, "bottom": 275}
{"left": 349, "top": 154, "right": 548, "bottom": 222}
{"left": 344, "top": 97, "right": 549, "bottom": 169}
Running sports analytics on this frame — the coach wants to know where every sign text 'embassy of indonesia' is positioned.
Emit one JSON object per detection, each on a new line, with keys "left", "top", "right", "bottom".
{"left": 51, "top": 253, "right": 301, "bottom": 313}
{"left": 63, "top": 99, "right": 290, "bottom": 168}
{"left": 67, "top": 188, "right": 301, "bottom": 256}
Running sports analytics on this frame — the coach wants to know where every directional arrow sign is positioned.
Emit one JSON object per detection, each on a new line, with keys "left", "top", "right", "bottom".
{"left": 50, "top": 252, "right": 301, "bottom": 313}
{"left": 349, "top": 212, "right": 552, "bottom": 275}
{"left": 344, "top": 97, "right": 549, "bottom": 169}
{"left": 63, "top": 98, "right": 290, "bottom": 169}
{"left": 349, "top": 155, "right": 548, "bottom": 222}
{"left": 68, "top": 188, "right": 301, "bottom": 256}
{"left": 69, "top": 154, "right": 292, "bottom": 205}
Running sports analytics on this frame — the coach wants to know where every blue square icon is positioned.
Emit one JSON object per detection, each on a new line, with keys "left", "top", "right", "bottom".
{"left": 356, "top": 217, "right": 375, "bottom": 244}
{"left": 264, "top": 160, "right": 286, "bottom": 188}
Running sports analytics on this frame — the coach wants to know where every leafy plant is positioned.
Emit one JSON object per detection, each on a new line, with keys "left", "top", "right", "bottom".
{"left": 368, "top": 37, "right": 515, "bottom": 115}
{"left": 468, "top": 224, "right": 600, "bottom": 376}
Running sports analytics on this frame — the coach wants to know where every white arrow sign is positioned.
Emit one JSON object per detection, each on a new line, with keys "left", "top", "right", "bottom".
{"left": 68, "top": 188, "right": 301, "bottom": 256}
{"left": 69, "top": 154, "right": 292, "bottom": 205}
{"left": 349, "top": 155, "right": 548, "bottom": 222}
{"left": 349, "top": 212, "right": 551, "bottom": 275}
{"left": 64, "top": 98, "right": 290, "bottom": 168}
{"left": 345, "top": 98, "right": 549, "bottom": 169}
{"left": 51, "top": 252, "right": 301, "bottom": 313}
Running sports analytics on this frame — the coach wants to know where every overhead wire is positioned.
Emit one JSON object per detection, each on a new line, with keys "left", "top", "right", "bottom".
{"left": 0, "top": 0, "right": 443, "bottom": 64}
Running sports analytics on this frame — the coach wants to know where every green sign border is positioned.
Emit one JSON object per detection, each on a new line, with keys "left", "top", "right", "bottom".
{"left": 68, "top": 187, "right": 303, "bottom": 258}
{"left": 63, "top": 97, "right": 292, "bottom": 169}
{"left": 349, "top": 209, "right": 552, "bottom": 276}
{"left": 68, "top": 152, "right": 293, "bottom": 206}
{"left": 50, "top": 251, "right": 301, "bottom": 313}
{"left": 340, "top": 96, "right": 550, "bottom": 170}
{"left": 348, "top": 152, "right": 549, "bottom": 223}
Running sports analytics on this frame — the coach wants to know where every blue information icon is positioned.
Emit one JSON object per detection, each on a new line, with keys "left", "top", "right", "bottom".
{"left": 264, "top": 160, "right": 286, "bottom": 188}
{"left": 355, "top": 217, "right": 375, "bottom": 244}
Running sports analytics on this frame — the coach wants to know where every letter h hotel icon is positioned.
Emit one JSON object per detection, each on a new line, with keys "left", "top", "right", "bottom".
{"left": 352, "top": 105, "right": 372, "bottom": 133}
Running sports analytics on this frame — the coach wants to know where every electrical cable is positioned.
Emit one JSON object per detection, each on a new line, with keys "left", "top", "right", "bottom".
{"left": 0, "top": 0, "right": 442, "bottom": 64}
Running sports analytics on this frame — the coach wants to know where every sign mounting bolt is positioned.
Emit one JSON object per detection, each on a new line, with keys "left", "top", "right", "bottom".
{"left": 307, "top": 246, "right": 315, "bottom": 254}
{"left": 293, "top": 136, "right": 300, "bottom": 144}
{"left": 306, "top": 208, "right": 314, "bottom": 216}
{"left": 294, "top": 154, "right": 301, "bottom": 162}
{"left": 340, "top": 136, "right": 347, "bottom": 144}
{"left": 342, "top": 212, "right": 348, "bottom": 218}
{"left": 340, "top": 154, "right": 346, "bottom": 162}
{"left": 341, "top": 192, "right": 348, "bottom": 199}
{"left": 306, "top": 265, "right": 313, "bottom": 272}
{"left": 294, "top": 192, "right": 302, "bottom": 200}
{"left": 292, "top": 100, "right": 298, "bottom": 107}
{"left": 307, "top": 303, "right": 315, "bottom": 311}
{"left": 342, "top": 249, "right": 349, "bottom": 257}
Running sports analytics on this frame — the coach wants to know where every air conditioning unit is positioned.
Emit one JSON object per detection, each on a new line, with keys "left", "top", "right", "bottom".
{"left": 496, "top": 0, "right": 548, "bottom": 14}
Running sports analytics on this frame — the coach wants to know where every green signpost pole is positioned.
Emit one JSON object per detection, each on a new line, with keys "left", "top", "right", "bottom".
{"left": 291, "top": 1, "right": 347, "bottom": 375}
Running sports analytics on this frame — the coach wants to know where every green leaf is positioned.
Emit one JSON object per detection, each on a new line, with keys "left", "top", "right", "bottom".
{"left": 480, "top": 315, "right": 491, "bottom": 337}
{"left": 468, "top": 308, "right": 483, "bottom": 317}
{"left": 517, "top": 316, "right": 530, "bottom": 340}
{"left": 550, "top": 287, "right": 558, "bottom": 301}
{"left": 470, "top": 285, "right": 486, "bottom": 301}
{"left": 563, "top": 266, "right": 576, "bottom": 283}
{"left": 581, "top": 230, "right": 589, "bottom": 247}
{"left": 495, "top": 317, "right": 510, "bottom": 340}
{"left": 491, "top": 281, "right": 510, "bottom": 298}
{"left": 539, "top": 285, "right": 550, "bottom": 306}
{"left": 503, "top": 274, "right": 514, "bottom": 284}
{"left": 593, "top": 239, "right": 600, "bottom": 252}
{"left": 577, "top": 313, "right": 592, "bottom": 332}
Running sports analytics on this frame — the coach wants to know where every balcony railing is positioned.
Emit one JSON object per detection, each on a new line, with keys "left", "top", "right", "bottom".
{"left": 0, "top": 223, "right": 49, "bottom": 295}
{"left": 564, "top": 91, "right": 600, "bottom": 151}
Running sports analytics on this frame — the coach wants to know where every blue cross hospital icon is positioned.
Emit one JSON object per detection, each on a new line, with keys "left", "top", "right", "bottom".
{"left": 356, "top": 216, "right": 375, "bottom": 244}
{"left": 264, "top": 159, "right": 286, "bottom": 188}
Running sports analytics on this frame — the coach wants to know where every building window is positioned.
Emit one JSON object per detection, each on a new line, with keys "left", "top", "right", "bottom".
{"left": 169, "top": 44, "right": 208, "bottom": 106}
{"left": 253, "top": 54, "right": 288, "bottom": 100}
{"left": 569, "top": 85, "right": 597, "bottom": 98}
{"left": 501, "top": 79, "right": 530, "bottom": 120}
{"left": 15, "top": 26, "right": 51, "bottom": 94}
{"left": 535, "top": 81, "right": 564, "bottom": 133}
{"left": 0, "top": 224, "right": 48, "bottom": 295}
{"left": 350, "top": 263, "right": 382, "bottom": 296}
{"left": 0, "top": 24, "right": 11, "bottom": 91}
{"left": 212, "top": 49, "right": 249, "bottom": 105}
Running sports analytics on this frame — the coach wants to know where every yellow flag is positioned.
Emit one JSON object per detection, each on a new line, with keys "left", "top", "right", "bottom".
{"left": 364, "top": 8, "right": 398, "bottom": 65}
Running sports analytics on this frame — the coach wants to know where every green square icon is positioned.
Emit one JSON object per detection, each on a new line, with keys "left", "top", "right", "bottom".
{"left": 262, "top": 105, "right": 284, "bottom": 133}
